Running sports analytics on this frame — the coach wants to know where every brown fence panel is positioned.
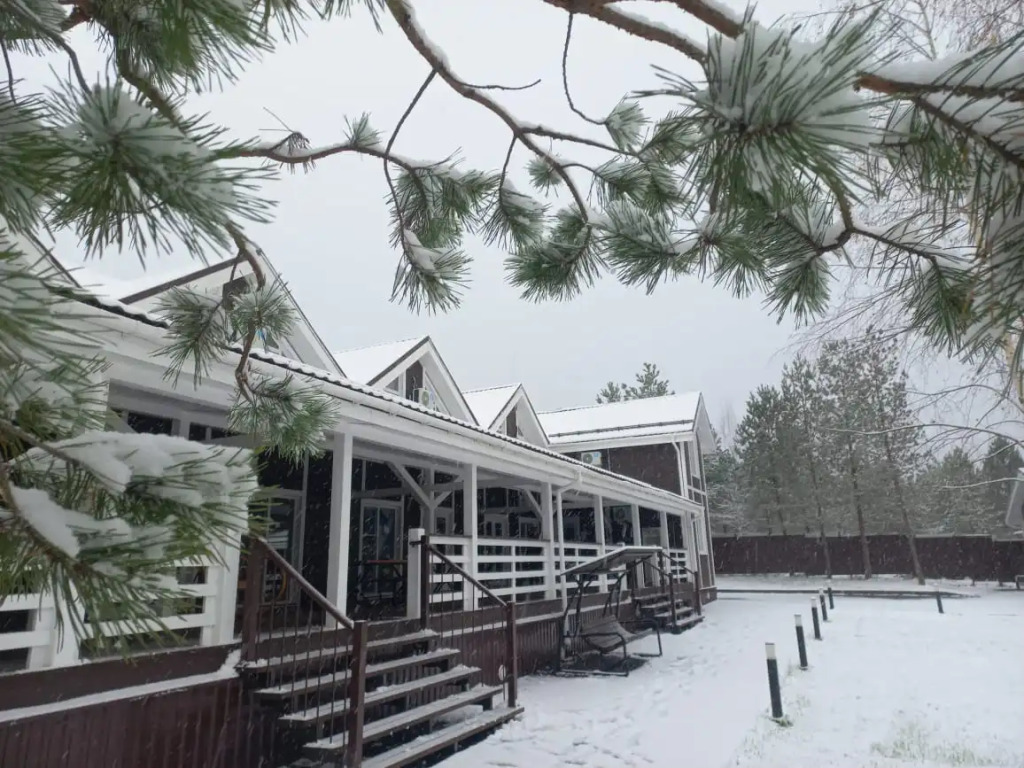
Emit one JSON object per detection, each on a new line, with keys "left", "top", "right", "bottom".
{"left": 713, "top": 534, "right": 1024, "bottom": 582}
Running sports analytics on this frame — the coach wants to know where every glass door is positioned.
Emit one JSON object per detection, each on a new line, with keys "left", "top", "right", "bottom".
{"left": 358, "top": 501, "right": 402, "bottom": 598}
{"left": 260, "top": 492, "right": 304, "bottom": 603}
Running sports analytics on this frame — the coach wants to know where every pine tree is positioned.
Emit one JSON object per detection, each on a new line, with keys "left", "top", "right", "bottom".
{"left": 734, "top": 385, "right": 795, "bottom": 535}
{"left": 595, "top": 362, "right": 673, "bottom": 403}
{"left": 780, "top": 357, "right": 835, "bottom": 576}
{"left": 816, "top": 340, "right": 878, "bottom": 577}
{"left": 704, "top": 428, "right": 748, "bottom": 533}
{"left": 980, "top": 436, "right": 1024, "bottom": 530}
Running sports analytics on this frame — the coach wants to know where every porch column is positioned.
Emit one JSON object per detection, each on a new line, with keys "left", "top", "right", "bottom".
{"left": 326, "top": 431, "right": 354, "bottom": 623}
{"left": 541, "top": 483, "right": 557, "bottom": 600}
{"left": 463, "top": 463, "right": 478, "bottom": 610}
{"left": 658, "top": 510, "right": 671, "bottom": 588}
{"left": 556, "top": 490, "right": 568, "bottom": 608}
{"left": 594, "top": 494, "right": 606, "bottom": 592}
{"left": 630, "top": 503, "right": 645, "bottom": 589}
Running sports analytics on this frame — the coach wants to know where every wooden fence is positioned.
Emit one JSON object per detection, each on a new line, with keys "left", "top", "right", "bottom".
{"left": 713, "top": 534, "right": 1024, "bottom": 582}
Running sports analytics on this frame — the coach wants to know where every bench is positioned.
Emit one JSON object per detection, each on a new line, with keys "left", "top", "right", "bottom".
{"left": 579, "top": 615, "right": 662, "bottom": 675}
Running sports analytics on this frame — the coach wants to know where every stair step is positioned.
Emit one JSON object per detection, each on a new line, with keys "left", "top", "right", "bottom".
{"left": 244, "top": 629, "right": 437, "bottom": 673}
{"left": 306, "top": 685, "right": 504, "bottom": 756}
{"left": 281, "top": 665, "right": 479, "bottom": 726}
{"left": 674, "top": 614, "right": 704, "bottom": 631}
{"left": 360, "top": 706, "right": 523, "bottom": 768}
{"left": 257, "top": 648, "right": 460, "bottom": 700}
{"left": 654, "top": 606, "right": 693, "bottom": 621}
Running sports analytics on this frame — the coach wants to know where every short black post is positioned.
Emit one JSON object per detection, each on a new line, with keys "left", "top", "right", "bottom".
{"left": 819, "top": 590, "right": 829, "bottom": 622}
{"left": 794, "top": 614, "right": 808, "bottom": 670}
{"left": 827, "top": 587, "right": 834, "bottom": 610}
{"left": 810, "top": 600, "right": 822, "bottom": 640}
{"left": 935, "top": 591, "right": 944, "bottom": 614}
{"left": 765, "top": 643, "right": 784, "bottom": 720}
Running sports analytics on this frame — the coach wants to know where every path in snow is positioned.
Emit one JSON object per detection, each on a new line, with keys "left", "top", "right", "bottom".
{"left": 446, "top": 589, "right": 1024, "bottom": 768}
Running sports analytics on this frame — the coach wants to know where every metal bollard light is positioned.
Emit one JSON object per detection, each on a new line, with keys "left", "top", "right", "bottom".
{"left": 827, "top": 586, "right": 834, "bottom": 610}
{"left": 794, "top": 614, "right": 808, "bottom": 670}
{"left": 810, "top": 600, "right": 822, "bottom": 640}
{"left": 819, "top": 590, "right": 829, "bottom": 622}
{"left": 935, "top": 591, "right": 944, "bottom": 614}
{"left": 765, "top": 642, "right": 784, "bottom": 719}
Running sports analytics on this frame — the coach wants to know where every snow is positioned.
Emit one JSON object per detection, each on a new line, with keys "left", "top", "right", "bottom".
{"left": 609, "top": 8, "right": 706, "bottom": 57}
{"left": 463, "top": 384, "right": 520, "bottom": 429}
{"left": 539, "top": 393, "right": 702, "bottom": 445}
{"left": 877, "top": 45, "right": 1024, "bottom": 93}
{"left": 446, "top": 589, "right": 1024, "bottom": 768}
{"left": 699, "top": 22, "right": 875, "bottom": 152}
{"left": 331, "top": 336, "right": 426, "bottom": 384}
{"left": 11, "top": 432, "right": 256, "bottom": 556}
{"left": 403, "top": 229, "right": 441, "bottom": 273}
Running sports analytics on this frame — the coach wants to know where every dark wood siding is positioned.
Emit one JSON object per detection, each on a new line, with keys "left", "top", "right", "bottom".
{"left": 404, "top": 361, "right": 424, "bottom": 400}
{"left": 505, "top": 408, "right": 518, "bottom": 437}
{"left": 567, "top": 444, "right": 681, "bottom": 494}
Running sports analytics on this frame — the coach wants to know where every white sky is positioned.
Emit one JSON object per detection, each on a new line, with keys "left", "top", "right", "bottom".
{"left": 18, "top": 0, "right": 843, "bottom": 425}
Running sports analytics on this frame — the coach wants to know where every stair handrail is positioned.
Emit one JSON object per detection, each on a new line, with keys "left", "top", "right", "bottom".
{"left": 417, "top": 536, "right": 518, "bottom": 708}
{"left": 244, "top": 536, "right": 355, "bottom": 631}
{"left": 423, "top": 540, "right": 508, "bottom": 607}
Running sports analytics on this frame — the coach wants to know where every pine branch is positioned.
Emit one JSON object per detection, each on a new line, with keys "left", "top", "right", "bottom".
{"left": 386, "top": 0, "right": 592, "bottom": 221}
{"left": 540, "top": 0, "right": 709, "bottom": 63}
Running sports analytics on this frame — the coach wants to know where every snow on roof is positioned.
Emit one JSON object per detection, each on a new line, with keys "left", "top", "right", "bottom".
{"left": 332, "top": 337, "right": 426, "bottom": 385}
{"left": 463, "top": 384, "right": 520, "bottom": 429}
{"left": 79, "top": 293, "right": 692, "bottom": 506}
{"left": 67, "top": 265, "right": 162, "bottom": 302}
{"left": 539, "top": 393, "right": 702, "bottom": 445}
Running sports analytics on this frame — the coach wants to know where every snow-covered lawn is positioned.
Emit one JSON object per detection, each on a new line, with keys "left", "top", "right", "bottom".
{"left": 450, "top": 588, "right": 1024, "bottom": 768}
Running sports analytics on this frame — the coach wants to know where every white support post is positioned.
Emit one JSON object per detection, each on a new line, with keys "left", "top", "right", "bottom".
{"left": 406, "top": 528, "right": 425, "bottom": 620}
{"left": 556, "top": 491, "right": 568, "bottom": 608}
{"left": 463, "top": 463, "right": 479, "bottom": 610}
{"left": 594, "top": 494, "right": 606, "bottom": 592}
{"left": 657, "top": 510, "right": 670, "bottom": 588}
{"left": 205, "top": 531, "right": 243, "bottom": 645}
{"left": 28, "top": 591, "right": 80, "bottom": 669}
{"left": 630, "top": 503, "right": 645, "bottom": 589}
{"left": 426, "top": 469, "right": 436, "bottom": 533}
{"left": 541, "top": 483, "right": 556, "bottom": 600}
{"left": 326, "top": 432, "right": 354, "bottom": 624}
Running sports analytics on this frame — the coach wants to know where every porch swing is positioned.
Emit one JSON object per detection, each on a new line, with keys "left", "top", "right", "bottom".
{"left": 556, "top": 546, "right": 664, "bottom": 677}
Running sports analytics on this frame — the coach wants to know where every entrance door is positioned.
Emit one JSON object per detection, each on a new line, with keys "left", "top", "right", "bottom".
{"left": 260, "top": 492, "right": 305, "bottom": 603}
{"left": 358, "top": 500, "right": 402, "bottom": 598}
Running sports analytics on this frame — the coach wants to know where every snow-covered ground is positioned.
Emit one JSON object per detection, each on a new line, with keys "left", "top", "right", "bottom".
{"left": 451, "top": 589, "right": 1024, "bottom": 768}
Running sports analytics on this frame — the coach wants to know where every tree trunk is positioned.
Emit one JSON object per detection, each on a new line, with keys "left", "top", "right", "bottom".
{"left": 883, "top": 435, "right": 925, "bottom": 585}
{"left": 770, "top": 474, "right": 788, "bottom": 535}
{"left": 847, "top": 438, "right": 872, "bottom": 579}
{"left": 804, "top": 442, "right": 832, "bottom": 579}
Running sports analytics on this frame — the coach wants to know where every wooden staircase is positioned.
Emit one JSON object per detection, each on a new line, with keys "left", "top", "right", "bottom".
{"left": 241, "top": 626, "right": 520, "bottom": 768}
{"left": 240, "top": 537, "right": 522, "bottom": 768}
{"left": 634, "top": 585, "right": 703, "bottom": 634}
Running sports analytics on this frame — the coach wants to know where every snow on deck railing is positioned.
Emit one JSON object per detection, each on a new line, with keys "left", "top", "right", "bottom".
{"left": 0, "top": 538, "right": 240, "bottom": 673}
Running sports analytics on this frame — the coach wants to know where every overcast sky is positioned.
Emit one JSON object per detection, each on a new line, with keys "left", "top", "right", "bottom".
{"left": 22, "top": 0, "right": 834, "bottom": 424}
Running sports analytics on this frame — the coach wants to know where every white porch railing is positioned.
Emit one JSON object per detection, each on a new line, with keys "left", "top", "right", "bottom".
{"left": 426, "top": 534, "right": 562, "bottom": 606}
{"left": 668, "top": 547, "right": 689, "bottom": 580}
{"left": 0, "top": 545, "right": 239, "bottom": 672}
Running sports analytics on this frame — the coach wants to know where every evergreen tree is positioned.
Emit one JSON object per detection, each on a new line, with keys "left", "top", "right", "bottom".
{"left": 980, "top": 436, "right": 1024, "bottom": 530}
{"left": 816, "top": 340, "right": 878, "bottom": 577}
{"left": 704, "top": 428, "right": 747, "bottom": 533}
{"left": 779, "top": 357, "right": 835, "bottom": 576}
{"left": 596, "top": 362, "right": 673, "bottom": 403}
{"left": 734, "top": 385, "right": 794, "bottom": 534}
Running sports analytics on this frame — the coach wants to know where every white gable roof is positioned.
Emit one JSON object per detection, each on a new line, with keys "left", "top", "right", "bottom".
{"left": 64, "top": 254, "right": 342, "bottom": 376}
{"left": 333, "top": 337, "right": 425, "bottom": 385}
{"left": 539, "top": 392, "right": 713, "bottom": 450}
{"left": 463, "top": 385, "right": 520, "bottom": 428}
{"left": 463, "top": 383, "right": 549, "bottom": 447}
{"left": 333, "top": 336, "right": 477, "bottom": 425}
